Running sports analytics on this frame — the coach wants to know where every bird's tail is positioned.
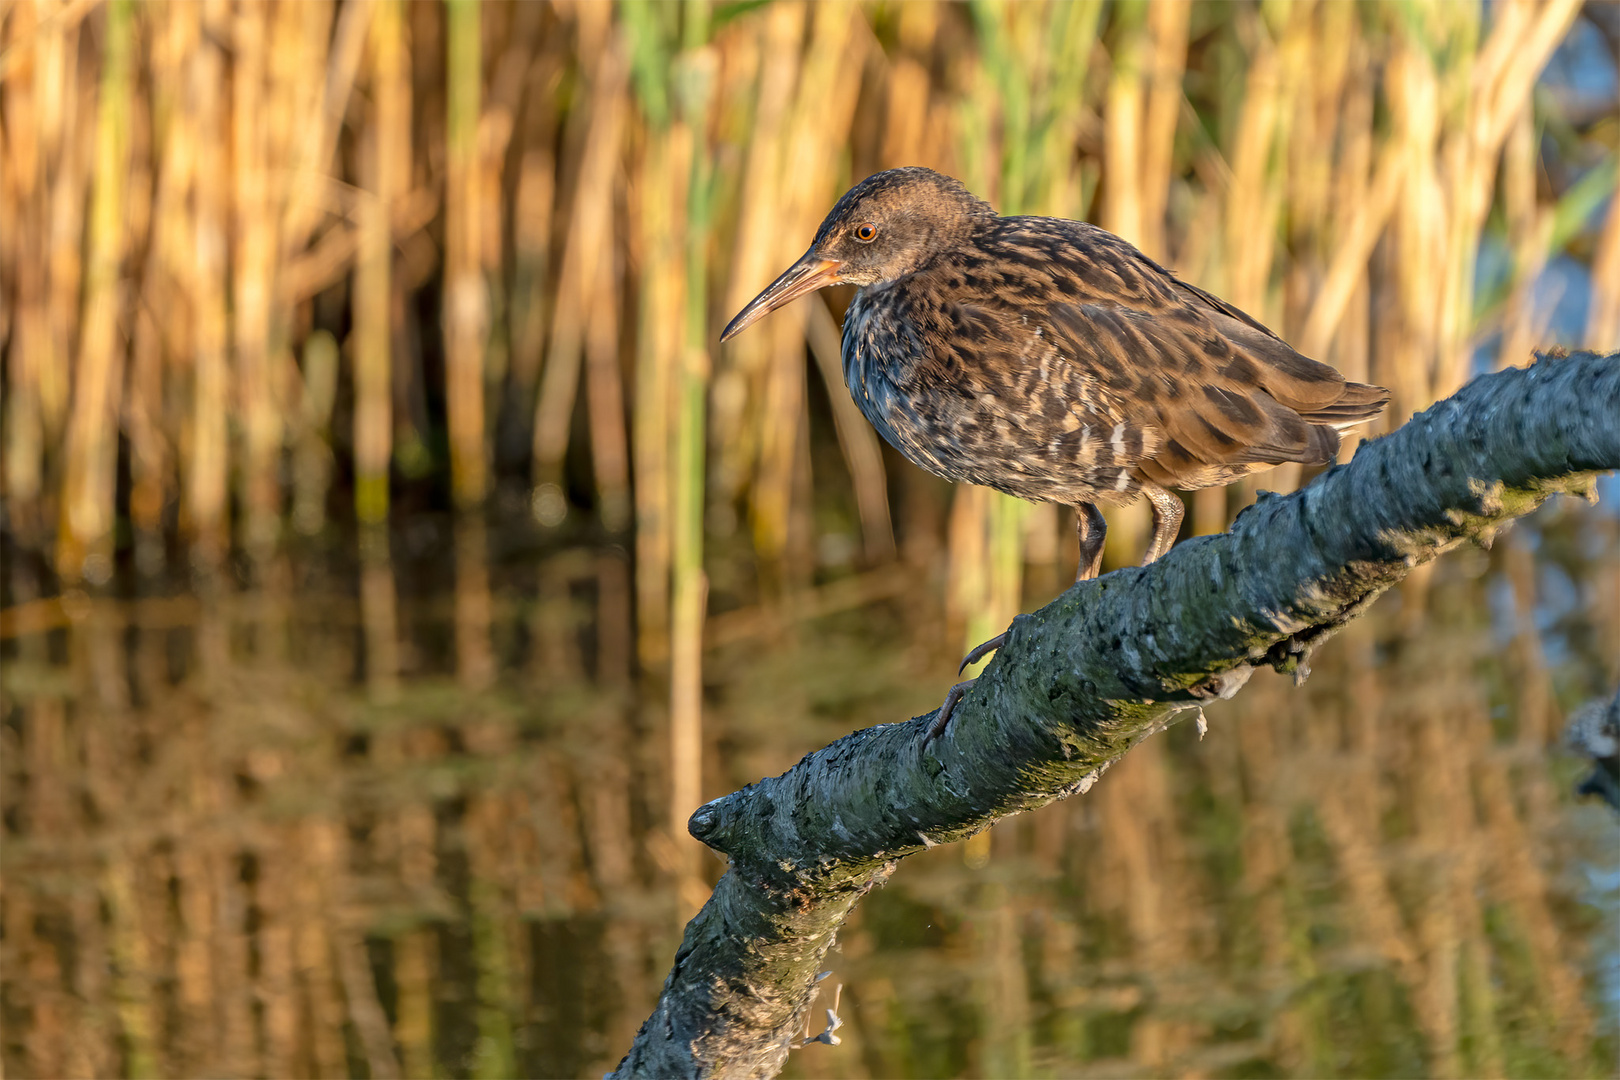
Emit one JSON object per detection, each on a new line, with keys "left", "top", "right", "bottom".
{"left": 1303, "top": 381, "right": 1390, "bottom": 429}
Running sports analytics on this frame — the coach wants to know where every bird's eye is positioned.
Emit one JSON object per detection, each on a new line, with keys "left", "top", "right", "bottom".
{"left": 854, "top": 222, "right": 879, "bottom": 243}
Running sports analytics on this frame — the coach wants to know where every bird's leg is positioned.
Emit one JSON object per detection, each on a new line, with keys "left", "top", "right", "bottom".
{"left": 1140, "top": 483, "right": 1185, "bottom": 564}
{"left": 1074, "top": 501, "right": 1107, "bottom": 581}
{"left": 940, "top": 502, "right": 1110, "bottom": 744}
{"left": 956, "top": 501, "right": 1108, "bottom": 676}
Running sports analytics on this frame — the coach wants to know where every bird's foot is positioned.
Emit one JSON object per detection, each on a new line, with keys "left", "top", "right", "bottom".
{"left": 957, "top": 632, "right": 1007, "bottom": 675}
{"left": 923, "top": 679, "right": 977, "bottom": 746}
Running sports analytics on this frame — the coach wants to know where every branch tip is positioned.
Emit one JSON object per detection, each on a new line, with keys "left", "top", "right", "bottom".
{"left": 688, "top": 799, "right": 724, "bottom": 844}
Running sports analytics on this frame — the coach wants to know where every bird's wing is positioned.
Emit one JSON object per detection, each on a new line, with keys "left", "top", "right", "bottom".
{"left": 1167, "top": 275, "right": 1279, "bottom": 339}
{"left": 1035, "top": 301, "right": 1339, "bottom": 469}
{"left": 960, "top": 220, "right": 1384, "bottom": 487}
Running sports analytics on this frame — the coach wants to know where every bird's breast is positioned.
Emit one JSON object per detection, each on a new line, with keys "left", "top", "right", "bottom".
{"left": 841, "top": 291, "right": 944, "bottom": 471}
{"left": 840, "top": 287, "right": 1148, "bottom": 503}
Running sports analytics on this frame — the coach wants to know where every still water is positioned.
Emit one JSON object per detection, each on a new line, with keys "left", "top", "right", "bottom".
{"left": 3, "top": 503, "right": 1618, "bottom": 1079}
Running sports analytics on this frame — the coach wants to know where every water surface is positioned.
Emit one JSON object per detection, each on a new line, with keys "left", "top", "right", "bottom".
{"left": 3, "top": 504, "right": 1617, "bottom": 1079}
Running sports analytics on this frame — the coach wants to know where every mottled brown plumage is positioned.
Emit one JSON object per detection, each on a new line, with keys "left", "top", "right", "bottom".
{"left": 723, "top": 167, "right": 1388, "bottom": 741}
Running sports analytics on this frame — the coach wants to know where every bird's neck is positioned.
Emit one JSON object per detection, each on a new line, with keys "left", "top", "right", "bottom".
{"left": 865, "top": 218, "right": 994, "bottom": 294}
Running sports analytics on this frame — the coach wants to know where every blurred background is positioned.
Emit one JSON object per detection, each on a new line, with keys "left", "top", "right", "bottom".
{"left": 2, "top": 0, "right": 1618, "bottom": 1076}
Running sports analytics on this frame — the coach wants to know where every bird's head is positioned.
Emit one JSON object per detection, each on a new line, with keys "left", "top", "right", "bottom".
{"left": 720, "top": 167, "right": 995, "bottom": 342}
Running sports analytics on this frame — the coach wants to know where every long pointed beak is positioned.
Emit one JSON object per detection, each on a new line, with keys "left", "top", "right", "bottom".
{"left": 720, "top": 253, "right": 843, "bottom": 342}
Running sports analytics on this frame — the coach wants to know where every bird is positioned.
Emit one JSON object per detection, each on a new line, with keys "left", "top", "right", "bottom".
{"left": 721, "top": 166, "right": 1388, "bottom": 743}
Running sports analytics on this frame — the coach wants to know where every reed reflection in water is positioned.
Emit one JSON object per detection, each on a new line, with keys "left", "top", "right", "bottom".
{"left": 2, "top": 503, "right": 1617, "bottom": 1080}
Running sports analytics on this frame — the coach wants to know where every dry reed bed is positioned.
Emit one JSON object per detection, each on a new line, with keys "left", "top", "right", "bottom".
{"left": 3, "top": 0, "right": 1614, "bottom": 606}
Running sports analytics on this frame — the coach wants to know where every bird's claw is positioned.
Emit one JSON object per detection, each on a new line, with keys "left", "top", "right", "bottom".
{"left": 924, "top": 679, "right": 977, "bottom": 745}
{"left": 957, "top": 632, "right": 1008, "bottom": 675}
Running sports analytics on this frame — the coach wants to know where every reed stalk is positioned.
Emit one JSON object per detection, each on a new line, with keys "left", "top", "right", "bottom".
{"left": 55, "top": 0, "right": 130, "bottom": 584}
{"left": 533, "top": 9, "right": 617, "bottom": 496}
{"left": 1139, "top": 0, "right": 1188, "bottom": 262}
{"left": 749, "top": 2, "right": 863, "bottom": 580}
{"left": 546, "top": 27, "right": 633, "bottom": 533}
{"left": 669, "top": 0, "right": 715, "bottom": 913}
{"left": 1590, "top": 187, "right": 1620, "bottom": 347}
{"left": 805, "top": 300, "right": 894, "bottom": 564}
{"left": 230, "top": 0, "right": 280, "bottom": 562}
{"left": 631, "top": 128, "right": 679, "bottom": 662}
{"left": 291, "top": 331, "right": 338, "bottom": 534}
{"left": 619, "top": 0, "right": 711, "bottom": 908}
{"left": 27, "top": 1, "right": 85, "bottom": 542}
{"left": 716, "top": 2, "right": 801, "bottom": 538}
{"left": 3, "top": 4, "right": 46, "bottom": 545}
{"left": 507, "top": 115, "right": 556, "bottom": 450}
{"left": 186, "top": 6, "right": 229, "bottom": 568}
{"left": 445, "top": 0, "right": 487, "bottom": 508}
{"left": 582, "top": 150, "right": 632, "bottom": 533}
{"left": 354, "top": 0, "right": 403, "bottom": 526}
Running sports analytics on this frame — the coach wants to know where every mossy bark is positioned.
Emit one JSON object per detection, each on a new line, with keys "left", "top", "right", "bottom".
{"left": 612, "top": 350, "right": 1620, "bottom": 1080}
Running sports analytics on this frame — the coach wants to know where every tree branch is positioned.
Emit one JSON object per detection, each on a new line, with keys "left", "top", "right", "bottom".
{"left": 611, "top": 349, "right": 1620, "bottom": 1080}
